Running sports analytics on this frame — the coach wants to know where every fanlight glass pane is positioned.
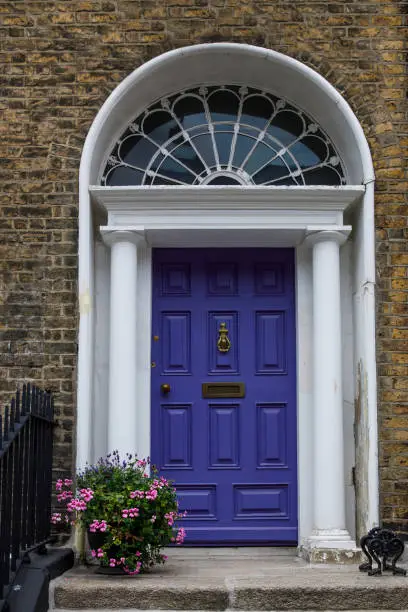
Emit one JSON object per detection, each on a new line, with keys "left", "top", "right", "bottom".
{"left": 101, "top": 85, "right": 346, "bottom": 186}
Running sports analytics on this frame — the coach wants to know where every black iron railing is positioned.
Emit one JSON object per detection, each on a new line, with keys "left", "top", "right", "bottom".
{"left": 0, "top": 384, "right": 54, "bottom": 608}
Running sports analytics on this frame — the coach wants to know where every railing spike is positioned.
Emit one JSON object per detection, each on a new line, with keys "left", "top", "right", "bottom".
{"left": 46, "top": 393, "right": 51, "bottom": 420}
{"left": 15, "top": 388, "right": 21, "bottom": 422}
{"left": 21, "top": 383, "right": 27, "bottom": 416}
{"left": 41, "top": 390, "right": 45, "bottom": 417}
{"left": 26, "top": 382, "right": 32, "bottom": 414}
{"left": 10, "top": 399, "right": 15, "bottom": 432}
{"left": 31, "top": 384, "right": 36, "bottom": 415}
{"left": 0, "top": 413, "right": 3, "bottom": 450}
{"left": 4, "top": 405, "right": 9, "bottom": 441}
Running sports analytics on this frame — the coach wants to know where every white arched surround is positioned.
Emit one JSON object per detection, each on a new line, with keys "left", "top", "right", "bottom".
{"left": 78, "top": 43, "right": 378, "bottom": 561}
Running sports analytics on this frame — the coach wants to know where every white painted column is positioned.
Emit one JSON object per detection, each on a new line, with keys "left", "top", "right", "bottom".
{"left": 101, "top": 229, "right": 144, "bottom": 458}
{"left": 305, "top": 228, "right": 355, "bottom": 550}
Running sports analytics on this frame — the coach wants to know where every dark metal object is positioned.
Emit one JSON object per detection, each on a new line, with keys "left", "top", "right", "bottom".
{"left": 160, "top": 383, "right": 171, "bottom": 395}
{"left": 202, "top": 382, "right": 245, "bottom": 399}
{"left": 359, "top": 527, "right": 407, "bottom": 576}
{"left": 0, "top": 384, "right": 55, "bottom": 608}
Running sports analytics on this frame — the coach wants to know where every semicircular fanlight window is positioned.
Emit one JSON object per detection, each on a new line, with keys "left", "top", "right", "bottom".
{"left": 101, "top": 85, "right": 346, "bottom": 187}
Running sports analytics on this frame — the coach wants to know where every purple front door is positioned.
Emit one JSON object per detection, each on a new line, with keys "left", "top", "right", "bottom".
{"left": 151, "top": 248, "right": 297, "bottom": 545}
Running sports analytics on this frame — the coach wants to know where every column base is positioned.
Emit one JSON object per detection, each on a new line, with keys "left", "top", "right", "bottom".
{"left": 299, "top": 530, "right": 362, "bottom": 564}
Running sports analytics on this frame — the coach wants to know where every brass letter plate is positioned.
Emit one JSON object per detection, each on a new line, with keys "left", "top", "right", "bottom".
{"left": 202, "top": 382, "right": 245, "bottom": 399}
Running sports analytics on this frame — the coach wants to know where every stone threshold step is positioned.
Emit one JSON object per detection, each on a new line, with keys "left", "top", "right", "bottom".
{"left": 51, "top": 572, "right": 408, "bottom": 611}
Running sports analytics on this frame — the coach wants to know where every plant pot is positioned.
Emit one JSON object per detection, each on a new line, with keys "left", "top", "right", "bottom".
{"left": 87, "top": 530, "right": 107, "bottom": 551}
{"left": 87, "top": 530, "right": 123, "bottom": 573}
{"left": 95, "top": 565, "right": 127, "bottom": 575}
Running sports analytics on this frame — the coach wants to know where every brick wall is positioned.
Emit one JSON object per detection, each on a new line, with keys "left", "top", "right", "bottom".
{"left": 0, "top": 0, "right": 407, "bottom": 535}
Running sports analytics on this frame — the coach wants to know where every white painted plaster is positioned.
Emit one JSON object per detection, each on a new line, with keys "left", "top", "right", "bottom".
{"left": 351, "top": 180, "right": 379, "bottom": 537}
{"left": 305, "top": 230, "right": 354, "bottom": 548}
{"left": 93, "top": 240, "right": 110, "bottom": 462}
{"left": 295, "top": 245, "right": 314, "bottom": 546}
{"left": 136, "top": 243, "right": 152, "bottom": 463}
{"left": 78, "top": 43, "right": 378, "bottom": 545}
{"left": 341, "top": 241, "right": 357, "bottom": 540}
{"left": 101, "top": 230, "right": 144, "bottom": 458}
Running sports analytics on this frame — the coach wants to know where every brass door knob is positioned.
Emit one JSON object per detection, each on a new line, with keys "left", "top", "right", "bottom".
{"left": 161, "top": 383, "right": 171, "bottom": 394}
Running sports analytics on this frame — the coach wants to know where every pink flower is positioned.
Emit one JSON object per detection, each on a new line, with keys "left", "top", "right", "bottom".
{"left": 51, "top": 513, "right": 62, "bottom": 524}
{"left": 89, "top": 519, "right": 108, "bottom": 533}
{"left": 122, "top": 507, "right": 139, "bottom": 519}
{"left": 67, "top": 498, "right": 87, "bottom": 512}
{"left": 79, "top": 488, "right": 94, "bottom": 502}
{"left": 176, "top": 527, "right": 186, "bottom": 545}
{"left": 56, "top": 479, "right": 63, "bottom": 491}
{"left": 109, "top": 558, "right": 116, "bottom": 567}
{"left": 130, "top": 490, "right": 144, "bottom": 499}
{"left": 64, "top": 479, "right": 73, "bottom": 487}
{"left": 137, "top": 459, "right": 146, "bottom": 468}
{"left": 91, "top": 549, "right": 97, "bottom": 558}
{"left": 146, "top": 488, "right": 158, "bottom": 501}
{"left": 165, "top": 512, "right": 175, "bottom": 526}
{"left": 120, "top": 557, "right": 126, "bottom": 565}
{"left": 150, "top": 514, "right": 156, "bottom": 523}
{"left": 97, "top": 548, "right": 104, "bottom": 558}
{"left": 57, "top": 490, "right": 73, "bottom": 502}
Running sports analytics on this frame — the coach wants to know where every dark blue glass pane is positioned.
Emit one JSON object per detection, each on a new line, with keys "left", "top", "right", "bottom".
{"left": 244, "top": 142, "right": 279, "bottom": 175}
{"left": 241, "top": 95, "right": 273, "bottom": 130}
{"left": 142, "top": 110, "right": 178, "bottom": 144}
{"left": 289, "top": 140, "right": 321, "bottom": 167}
{"left": 119, "top": 136, "right": 159, "bottom": 169}
{"left": 214, "top": 132, "right": 233, "bottom": 166}
{"left": 171, "top": 141, "right": 206, "bottom": 174}
{"left": 233, "top": 134, "right": 257, "bottom": 168}
{"left": 173, "top": 95, "right": 206, "bottom": 130}
{"left": 297, "top": 135, "right": 329, "bottom": 164}
{"left": 105, "top": 166, "right": 143, "bottom": 186}
{"left": 268, "top": 111, "right": 304, "bottom": 145}
{"left": 151, "top": 176, "right": 180, "bottom": 185}
{"left": 252, "top": 160, "right": 289, "bottom": 185}
{"left": 303, "top": 166, "right": 341, "bottom": 185}
{"left": 157, "top": 157, "right": 196, "bottom": 184}
{"left": 206, "top": 176, "right": 243, "bottom": 185}
{"left": 271, "top": 176, "right": 298, "bottom": 186}
{"left": 191, "top": 133, "right": 216, "bottom": 169}
{"left": 209, "top": 90, "right": 239, "bottom": 124}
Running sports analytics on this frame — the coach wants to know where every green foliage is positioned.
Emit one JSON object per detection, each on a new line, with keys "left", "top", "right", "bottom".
{"left": 54, "top": 451, "right": 185, "bottom": 575}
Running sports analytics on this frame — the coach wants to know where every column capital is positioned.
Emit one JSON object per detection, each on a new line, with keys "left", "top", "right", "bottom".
{"left": 100, "top": 226, "right": 146, "bottom": 248}
{"left": 304, "top": 226, "right": 351, "bottom": 248}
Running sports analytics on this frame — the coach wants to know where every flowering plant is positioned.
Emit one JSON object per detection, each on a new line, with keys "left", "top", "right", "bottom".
{"left": 52, "top": 451, "right": 186, "bottom": 575}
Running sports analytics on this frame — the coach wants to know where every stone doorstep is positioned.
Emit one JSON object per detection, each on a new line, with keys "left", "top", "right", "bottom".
{"left": 50, "top": 548, "right": 408, "bottom": 611}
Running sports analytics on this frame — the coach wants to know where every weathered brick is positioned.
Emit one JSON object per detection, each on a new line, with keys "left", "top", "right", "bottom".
{"left": 0, "top": 0, "right": 407, "bottom": 537}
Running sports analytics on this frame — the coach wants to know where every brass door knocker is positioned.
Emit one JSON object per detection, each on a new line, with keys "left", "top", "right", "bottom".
{"left": 217, "top": 322, "right": 231, "bottom": 353}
